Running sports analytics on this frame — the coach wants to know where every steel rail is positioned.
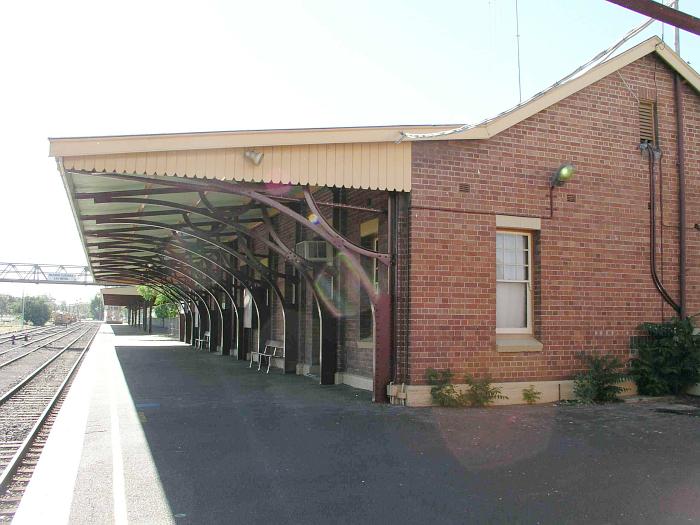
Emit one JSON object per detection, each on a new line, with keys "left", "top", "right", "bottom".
{"left": 0, "top": 324, "right": 83, "bottom": 357}
{"left": 0, "top": 324, "right": 87, "bottom": 368}
{"left": 10, "top": 325, "right": 81, "bottom": 350}
{"left": 0, "top": 325, "right": 99, "bottom": 492}
{"left": 0, "top": 325, "right": 94, "bottom": 404}
{"left": 0, "top": 326, "right": 49, "bottom": 344}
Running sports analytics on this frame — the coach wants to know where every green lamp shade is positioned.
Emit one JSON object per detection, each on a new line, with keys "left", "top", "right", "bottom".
{"left": 552, "top": 163, "right": 576, "bottom": 186}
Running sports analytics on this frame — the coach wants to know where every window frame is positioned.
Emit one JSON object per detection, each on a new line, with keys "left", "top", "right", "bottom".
{"left": 495, "top": 230, "right": 533, "bottom": 335}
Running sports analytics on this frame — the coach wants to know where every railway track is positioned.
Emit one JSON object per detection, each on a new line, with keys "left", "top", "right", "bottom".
{"left": 0, "top": 324, "right": 86, "bottom": 367}
{"left": 0, "top": 324, "right": 99, "bottom": 521}
{"left": 0, "top": 325, "right": 59, "bottom": 346}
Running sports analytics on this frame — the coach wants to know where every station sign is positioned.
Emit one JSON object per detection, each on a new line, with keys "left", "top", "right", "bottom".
{"left": 47, "top": 272, "right": 78, "bottom": 281}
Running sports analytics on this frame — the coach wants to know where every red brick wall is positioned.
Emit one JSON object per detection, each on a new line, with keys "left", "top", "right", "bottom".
{"left": 264, "top": 187, "right": 388, "bottom": 379}
{"left": 407, "top": 54, "right": 700, "bottom": 385}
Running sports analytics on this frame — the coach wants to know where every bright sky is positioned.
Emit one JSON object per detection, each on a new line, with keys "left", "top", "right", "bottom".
{"left": 0, "top": 0, "right": 697, "bottom": 303}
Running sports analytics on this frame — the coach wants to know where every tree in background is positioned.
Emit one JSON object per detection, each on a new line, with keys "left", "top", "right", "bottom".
{"left": 22, "top": 296, "right": 51, "bottom": 326}
{"left": 137, "top": 285, "right": 158, "bottom": 304}
{"left": 90, "top": 293, "right": 104, "bottom": 320}
{"left": 154, "top": 293, "right": 179, "bottom": 319}
{"left": 138, "top": 285, "right": 178, "bottom": 319}
{"left": 0, "top": 294, "right": 21, "bottom": 318}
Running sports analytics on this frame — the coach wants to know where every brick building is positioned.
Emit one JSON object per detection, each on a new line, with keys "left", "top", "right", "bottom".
{"left": 52, "top": 37, "right": 699, "bottom": 404}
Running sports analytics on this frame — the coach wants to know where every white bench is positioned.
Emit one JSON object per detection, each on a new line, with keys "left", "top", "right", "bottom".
{"left": 249, "top": 339, "right": 285, "bottom": 373}
{"left": 194, "top": 330, "right": 210, "bottom": 350}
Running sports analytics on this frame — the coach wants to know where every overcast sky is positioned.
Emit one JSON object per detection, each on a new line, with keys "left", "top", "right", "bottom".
{"left": 0, "top": 0, "right": 697, "bottom": 304}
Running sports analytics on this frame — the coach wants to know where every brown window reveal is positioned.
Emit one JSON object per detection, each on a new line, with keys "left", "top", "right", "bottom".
{"left": 639, "top": 100, "right": 656, "bottom": 145}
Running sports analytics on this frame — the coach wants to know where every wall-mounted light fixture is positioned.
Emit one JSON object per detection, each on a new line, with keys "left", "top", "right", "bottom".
{"left": 550, "top": 163, "right": 576, "bottom": 187}
{"left": 244, "top": 150, "right": 264, "bottom": 166}
{"left": 548, "top": 163, "right": 576, "bottom": 219}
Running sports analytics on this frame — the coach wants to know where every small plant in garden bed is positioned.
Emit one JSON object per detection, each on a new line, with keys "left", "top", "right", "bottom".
{"left": 425, "top": 369, "right": 469, "bottom": 407}
{"left": 464, "top": 375, "right": 508, "bottom": 407}
{"left": 630, "top": 317, "right": 700, "bottom": 396}
{"left": 425, "top": 369, "right": 508, "bottom": 407}
{"left": 522, "top": 385, "right": 542, "bottom": 405}
{"left": 573, "top": 353, "right": 627, "bottom": 404}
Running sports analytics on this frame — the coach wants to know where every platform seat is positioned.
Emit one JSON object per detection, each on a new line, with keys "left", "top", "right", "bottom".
{"left": 194, "top": 330, "right": 210, "bottom": 350}
{"left": 249, "top": 340, "right": 285, "bottom": 373}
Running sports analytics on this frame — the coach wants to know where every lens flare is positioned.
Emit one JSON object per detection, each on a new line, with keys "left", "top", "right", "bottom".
{"left": 307, "top": 213, "right": 320, "bottom": 225}
{"left": 310, "top": 251, "right": 380, "bottom": 319}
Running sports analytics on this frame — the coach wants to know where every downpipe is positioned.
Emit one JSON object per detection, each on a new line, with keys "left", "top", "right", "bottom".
{"left": 674, "top": 73, "right": 688, "bottom": 319}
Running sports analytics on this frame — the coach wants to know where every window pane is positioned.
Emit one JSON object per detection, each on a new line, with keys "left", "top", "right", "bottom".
{"left": 496, "top": 282, "right": 527, "bottom": 328}
{"left": 514, "top": 265, "right": 526, "bottom": 280}
{"left": 515, "top": 235, "right": 524, "bottom": 251}
{"left": 496, "top": 265, "right": 504, "bottom": 280}
{"left": 504, "top": 265, "right": 517, "bottom": 280}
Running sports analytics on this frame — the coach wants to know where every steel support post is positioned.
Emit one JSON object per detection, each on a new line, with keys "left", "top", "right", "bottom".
{"left": 208, "top": 292, "right": 221, "bottom": 353}
{"left": 196, "top": 299, "right": 208, "bottom": 347}
{"left": 282, "top": 263, "right": 298, "bottom": 374}
{"left": 373, "top": 294, "right": 392, "bottom": 403}
{"left": 179, "top": 313, "right": 186, "bottom": 341}
{"left": 236, "top": 286, "right": 247, "bottom": 360}
{"left": 318, "top": 298, "right": 338, "bottom": 385}
{"left": 147, "top": 304, "right": 153, "bottom": 334}
{"left": 192, "top": 303, "right": 200, "bottom": 344}
{"left": 185, "top": 302, "right": 194, "bottom": 344}
{"left": 221, "top": 278, "right": 233, "bottom": 356}
{"left": 251, "top": 288, "right": 270, "bottom": 358}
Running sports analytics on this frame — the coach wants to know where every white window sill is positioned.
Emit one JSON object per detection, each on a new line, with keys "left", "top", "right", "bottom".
{"left": 496, "top": 334, "right": 543, "bottom": 353}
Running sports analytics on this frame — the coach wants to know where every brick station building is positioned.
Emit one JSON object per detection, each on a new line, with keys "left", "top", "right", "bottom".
{"left": 52, "top": 37, "right": 699, "bottom": 405}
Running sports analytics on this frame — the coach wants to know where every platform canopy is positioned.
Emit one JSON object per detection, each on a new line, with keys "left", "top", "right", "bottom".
{"left": 101, "top": 286, "right": 142, "bottom": 307}
{"left": 49, "top": 123, "right": 456, "bottom": 290}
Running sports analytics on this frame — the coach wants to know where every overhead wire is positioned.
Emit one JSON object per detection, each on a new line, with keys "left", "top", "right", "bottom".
{"left": 399, "top": 9, "right": 660, "bottom": 141}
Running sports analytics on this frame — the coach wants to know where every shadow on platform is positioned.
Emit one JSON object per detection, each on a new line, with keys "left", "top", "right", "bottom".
{"left": 111, "top": 331, "right": 700, "bottom": 525}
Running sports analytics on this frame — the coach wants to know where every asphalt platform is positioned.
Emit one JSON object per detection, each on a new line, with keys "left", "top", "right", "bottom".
{"left": 12, "top": 324, "right": 700, "bottom": 524}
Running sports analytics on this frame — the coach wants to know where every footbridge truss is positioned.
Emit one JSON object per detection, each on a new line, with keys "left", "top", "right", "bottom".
{"left": 0, "top": 263, "right": 94, "bottom": 285}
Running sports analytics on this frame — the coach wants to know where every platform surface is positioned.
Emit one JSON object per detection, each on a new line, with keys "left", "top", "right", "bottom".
{"left": 13, "top": 324, "right": 700, "bottom": 524}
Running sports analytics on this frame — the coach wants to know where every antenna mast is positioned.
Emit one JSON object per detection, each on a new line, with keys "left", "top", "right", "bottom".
{"left": 515, "top": 0, "right": 522, "bottom": 103}
{"left": 674, "top": 0, "right": 680, "bottom": 55}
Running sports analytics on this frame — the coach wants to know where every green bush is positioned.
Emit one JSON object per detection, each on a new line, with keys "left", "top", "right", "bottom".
{"left": 23, "top": 297, "right": 51, "bottom": 326}
{"left": 425, "top": 370, "right": 508, "bottom": 407}
{"left": 630, "top": 318, "right": 700, "bottom": 396}
{"left": 573, "top": 354, "right": 627, "bottom": 403}
{"left": 522, "top": 385, "right": 542, "bottom": 405}
{"left": 425, "top": 369, "right": 469, "bottom": 407}
{"left": 464, "top": 375, "right": 508, "bottom": 407}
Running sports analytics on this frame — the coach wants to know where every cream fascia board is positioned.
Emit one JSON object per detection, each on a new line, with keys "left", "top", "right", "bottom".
{"left": 655, "top": 42, "right": 700, "bottom": 93}
{"left": 49, "top": 124, "right": 458, "bottom": 157}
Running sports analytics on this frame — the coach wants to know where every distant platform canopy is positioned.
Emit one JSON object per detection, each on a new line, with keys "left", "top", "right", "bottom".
{"left": 101, "top": 286, "right": 142, "bottom": 307}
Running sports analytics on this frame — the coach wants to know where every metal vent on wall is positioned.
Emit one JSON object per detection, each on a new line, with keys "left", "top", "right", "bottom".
{"left": 566, "top": 194, "right": 576, "bottom": 203}
{"left": 639, "top": 100, "right": 655, "bottom": 144}
{"left": 458, "top": 183, "right": 471, "bottom": 193}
